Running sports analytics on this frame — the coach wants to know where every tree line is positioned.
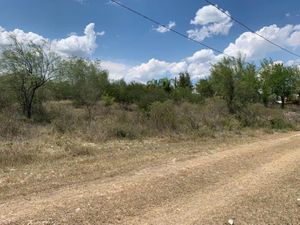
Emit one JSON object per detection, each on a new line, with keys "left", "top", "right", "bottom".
{"left": 0, "top": 37, "right": 299, "bottom": 120}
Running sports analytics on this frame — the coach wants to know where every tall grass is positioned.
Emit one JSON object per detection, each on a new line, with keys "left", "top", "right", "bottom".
{"left": 0, "top": 99, "right": 298, "bottom": 144}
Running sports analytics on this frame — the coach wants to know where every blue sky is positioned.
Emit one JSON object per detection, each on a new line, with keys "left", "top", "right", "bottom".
{"left": 0, "top": 0, "right": 300, "bottom": 81}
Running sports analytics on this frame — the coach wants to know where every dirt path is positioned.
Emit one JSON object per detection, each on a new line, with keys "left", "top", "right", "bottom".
{"left": 1, "top": 132, "right": 300, "bottom": 225}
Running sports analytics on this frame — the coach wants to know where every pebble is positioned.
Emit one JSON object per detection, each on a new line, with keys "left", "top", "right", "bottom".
{"left": 228, "top": 218, "right": 234, "bottom": 225}
{"left": 75, "top": 208, "right": 81, "bottom": 213}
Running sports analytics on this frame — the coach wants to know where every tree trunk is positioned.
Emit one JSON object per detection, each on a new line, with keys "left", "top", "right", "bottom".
{"left": 26, "top": 107, "right": 32, "bottom": 119}
{"left": 262, "top": 95, "right": 268, "bottom": 107}
{"left": 26, "top": 100, "right": 33, "bottom": 119}
{"left": 24, "top": 89, "right": 36, "bottom": 119}
{"left": 86, "top": 105, "right": 93, "bottom": 125}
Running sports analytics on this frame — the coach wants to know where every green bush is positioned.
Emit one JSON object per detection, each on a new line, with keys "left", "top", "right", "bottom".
{"left": 101, "top": 94, "right": 115, "bottom": 107}
{"left": 237, "top": 103, "right": 294, "bottom": 130}
{"left": 111, "top": 124, "right": 139, "bottom": 139}
{"left": 270, "top": 118, "right": 292, "bottom": 130}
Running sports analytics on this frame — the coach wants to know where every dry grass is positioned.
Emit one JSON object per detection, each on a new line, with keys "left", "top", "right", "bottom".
{"left": 0, "top": 101, "right": 299, "bottom": 202}
{"left": 1, "top": 131, "right": 299, "bottom": 225}
{"left": 0, "top": 126, "right": 275, "bottom": 201}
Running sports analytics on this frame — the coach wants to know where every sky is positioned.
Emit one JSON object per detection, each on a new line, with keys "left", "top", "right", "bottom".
{"left": 0, "top": 0, "right": 300, "bottom": 82}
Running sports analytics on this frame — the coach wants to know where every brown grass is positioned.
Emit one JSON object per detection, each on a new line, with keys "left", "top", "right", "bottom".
{"left": 0, "top": 126, "right": 275, "bottom": 201}
{"left": 1, "top": 132, "right": 299, "bottom": 224}
{"left": 0, "top": 101, "right": 299, "bottom": 202}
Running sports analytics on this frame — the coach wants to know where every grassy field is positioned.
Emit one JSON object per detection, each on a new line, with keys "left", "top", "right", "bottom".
{"left": 0, "top": 126, "right": 267, "bottom": 201}
{"left": 0, "top": 101, "right": 300, "bottom": 224}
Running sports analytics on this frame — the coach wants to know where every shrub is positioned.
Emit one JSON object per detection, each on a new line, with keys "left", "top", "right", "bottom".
{"left": 237, "top": 103, "right": 295, "bottom": 130}
{"left": 198, "top": 98, "right": 239, "bottom": 131}
{"left": 0, "top": 142, "right": 36, "bottom": 167}
{"left": 149, "top": 100, "right": 177, "bottom": 131}
{"left": 237, "top": 103, "right": 269, "bottom": 127}
{"left": 46, "top": 101, "right": 84, "bottom": 133}
{"left": 111, "top": 124, "right": 139, "bottom": 139}
{"left": 0, "top": 109, "right": 26, "bottom": 140}
{"left": 270, "top": 118, "right": 292, "bottom": 130}
{"left": 32, "top": 101, "right": 52, "bottom": 123}
{"left": 101, "top": 94, "right": 115, "bottom": 107}
{"left": 176, "top": 102, "right": 201, "bottom": 130}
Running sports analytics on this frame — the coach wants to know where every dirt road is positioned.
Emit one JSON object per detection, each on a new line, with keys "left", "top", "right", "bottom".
{"left": 1, "top": 132, "right": 300, "bottom": 224}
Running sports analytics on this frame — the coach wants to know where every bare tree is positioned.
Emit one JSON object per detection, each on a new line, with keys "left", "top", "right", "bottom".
{"left": 0, "top": 36, "right": 60, "bottom": 118}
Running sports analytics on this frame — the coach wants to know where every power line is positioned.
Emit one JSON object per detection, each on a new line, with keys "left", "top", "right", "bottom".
{"left": 110, "top": 0, "right": 232, "bottom": 57}
{"left": 204, "top": 0, "right": 300, "bottom": 58}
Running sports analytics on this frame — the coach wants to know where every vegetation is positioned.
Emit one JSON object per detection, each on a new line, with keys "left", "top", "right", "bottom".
{"left": 0, "top": 39, "right": 299, "bottom": 144}
{"left": 0, "top": 37, "right": 60, "bottom": 118}
{"left": 0, "top": 38, "right": 300, "bottom": 217}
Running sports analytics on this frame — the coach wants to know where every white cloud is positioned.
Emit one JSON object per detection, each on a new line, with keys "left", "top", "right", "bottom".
{"left": 68, "top": 32, "right": 77, "bottom": 37}
{"left": 186, "top": 49, "right": 218, "bottom": 63}
{"left": 101, "top": 61, "right": 130, "bottom": 80}
{"left": 101, "top": 59, "right": 188, "bottom": 83}
{"left": 0, "top": 23, "right": 103, "bottom": 58}
{"left": 51, "top": 23, "right": 98, "bottom": 57}
{"left": 97, "top": 31, "right": 106, "bottom": 36}
{"left": 2, "top": 21, "right": 300, "bottom": 83}
{"left": 285, "top": 13, "right": 291, "bottom": 17}
{"left": 224, "top": 24, "right": 300, "bottom": 59}
{"left": 286, "top": 59, "right": 300, "bottom": 69}
{"left": 103, "top": 23, "right": 300, "bottom": 82}
{"left": 102, "top": 49, "right": 221, "bottom": 83}
{"left": 0, "top": 27, "right": 47, "bottom": 47}
{"left": 127, "top": 59, "right": 175, "bottom": 82}
{"left": 187, "top": 5, "right": 233, "bottom": 41}
{"left": 155, "top": 21, "right": 176, "bottom": 33}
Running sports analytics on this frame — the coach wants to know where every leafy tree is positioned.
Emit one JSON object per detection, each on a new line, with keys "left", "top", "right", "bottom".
{"left": 260, "top": 60, "right": 300, "bottom": 108}
{"left": 0, "top": 36, "right": 60, "bottom": 118}
{"left": 124, "top": 82, "right": 169, "bottom": 109}
{"left": 61, "top": 58, "right": 109, "bottom": 121}
{"left": 259, "top": 59, "right": 273, "bottom": 107}
{"left": 44, "top": 80, "right": 73, "bottom": 100}
{"left": 159, "top": 78, "right": 173, "bottom": 93}
{"left": 210, "top": 57, "right": 236, "bottom": 113}
{"left": 107, "top": 79, "right": 127, "bottom": 103}
{"left": 210, "top": 56, "right": 260, "bottom": 113}
{"left": 147, "top": 78, "right": 173, "bottom": 93}
{"left": 268, "top": 63, "right": 298, "bottom": 108}
{"left": 196, "top": 79, "right": 214, "bottom": 98}
{"left": 235, "top": 63, "right": 260, "bottom": 104}
{"left": 177, "top": 72, "right": 193, "bottom": 90}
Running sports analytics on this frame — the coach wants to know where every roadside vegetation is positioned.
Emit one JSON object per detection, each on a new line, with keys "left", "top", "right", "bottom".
{"left": 1, "top": 37, "right": 299, "bottom": 138}
{"left": 0, "top": 35, "right": 299, "bottom": 211}
{"left": 0, "top": 37, "right": 299, "bottom": 174}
